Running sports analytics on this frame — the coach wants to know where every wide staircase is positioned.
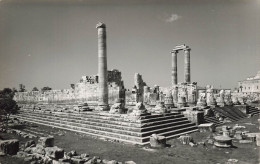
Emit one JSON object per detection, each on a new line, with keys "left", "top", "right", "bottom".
{"left": 248, "top": 106, "right": 260, "bottom": 115}
{"left": 12, "top": 108, "right": 198, "bottom": 145}
{"left": 211, "top": 106, "right": 248, "bottom": 122}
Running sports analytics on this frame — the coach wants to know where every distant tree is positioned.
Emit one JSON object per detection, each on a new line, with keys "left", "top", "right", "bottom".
{"left": 41, "top": 86, "right": 52, "bottom": 92}
{"left": 32, "top": 87, "right": 39, "bottom": 91}
{"left": 0, "top": 88, "right": 18, "bottom": 131}
{"left": 19, "top": 84, "right": 26, "bottom": 92}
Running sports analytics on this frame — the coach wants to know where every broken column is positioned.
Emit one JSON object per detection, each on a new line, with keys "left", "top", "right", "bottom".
{"left": 184, "top": 48, "right": 191, "bottom": 83}
{"left": 96, "top": 22, "right": 109, "bottom": 110}
{"left": 171, "top": 50, "right": 178, "bottom": 86}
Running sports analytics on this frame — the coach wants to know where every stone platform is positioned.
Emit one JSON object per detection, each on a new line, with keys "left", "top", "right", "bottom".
{"left": 11, "top": 108, "right": 198, "bottom": 145}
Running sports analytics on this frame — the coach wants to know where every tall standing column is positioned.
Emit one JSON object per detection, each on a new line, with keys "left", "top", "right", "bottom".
{"left": 96, "top": 22, "right": 109, "bottom": 110}
{"left": 184, "top": 48, "right": 191, "bottom": 83}
{"left": 171, "top": 50, "right": 178, "bottom": 86}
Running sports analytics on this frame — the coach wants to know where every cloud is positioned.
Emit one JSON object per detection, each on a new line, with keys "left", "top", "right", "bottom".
{"left": 165, "top": 14, "right": 181, "bottom": 23}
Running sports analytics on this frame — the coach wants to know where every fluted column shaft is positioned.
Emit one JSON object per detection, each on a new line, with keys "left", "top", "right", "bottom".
{"left": 184, "top": 48, "right": 191, "bottom": 83}
{"left": 171, "top": 50, "right": 178, "bottom": 86}
{"left": 96, "top": 22, "right": 108, "bottom": 108}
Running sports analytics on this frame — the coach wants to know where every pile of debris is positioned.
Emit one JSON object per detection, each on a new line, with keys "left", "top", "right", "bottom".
{"left": 1, "top": 135, "right": 136, "bottom": 164}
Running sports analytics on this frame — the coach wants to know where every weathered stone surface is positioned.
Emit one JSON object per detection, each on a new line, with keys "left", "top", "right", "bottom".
{"left": 124, "top": 161, "right": 136, "bottom": 164}
{"left": 67, "top": 150, "right": 77, "bottom": 157}
{"left": 150, "top": 134, "right": 166, "bottom": 148}
{"left": 25, "top": 140, "right": 36, "bottom": 148}
{"left": 45, "top": 146, "right": 64, "bottom": 159}
{"left": 153, "top": 101, "right": 168, "bottom": 114}
{"left": 32, "top": 144, "right": 45, "bottom": 155}
{"left": 198, "top": 123, "right": 215, "bottom": 132}
{"left": 128, "top": 102, "right": 147, "bottom": 117}
{"left": 109, "top": 103, "right": 125, "bottom": 114}
{"left": 71, "top": 157, "right": 85, "bottom": 164}
{"left": 239, "top": 140, "right": 252, "bottom": 144}
{"left": 16, "top": 151, "right": 28, "bottom": 158}
{"left": 0, "top": 139, "right": 19, "bottom": 155}
{"left": 38, "top": 136, "right": 54, "bottom": 147}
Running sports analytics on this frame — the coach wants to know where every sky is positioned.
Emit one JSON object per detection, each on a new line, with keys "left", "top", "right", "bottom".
{"left": 0, "top": 0, "right": 260, "bottom": 91}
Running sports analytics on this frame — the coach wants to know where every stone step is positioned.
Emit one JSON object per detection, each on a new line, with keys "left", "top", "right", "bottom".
{"left": 12, "top": 115, "right": 198, "bottom": 145}
{"left": 21, "top": 108, "right": 180, "bottom": 120}
{"left": 204, "top": 116, "right": 223, "bottom": 126}
{"left": 228, "top": 106, "right": 248, "bottom": 118}
{"left": 222, "top": 107, "right": 246, "bottom": 119}
{"left": 15, "top": 114, "right": 195, "bottom": 137}
{"left": 19, "top": 110, "right": 185, "bottom": 125}
{"left": 16, "top": 113, "right": 190, "bottom": 133}
{"left": 212, "top": 108, "right": 239, "bottom": 121}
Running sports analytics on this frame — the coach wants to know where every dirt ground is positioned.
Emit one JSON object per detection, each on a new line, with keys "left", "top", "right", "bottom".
{"left": 1, "top": 115, "right": 260, "bottom": 164}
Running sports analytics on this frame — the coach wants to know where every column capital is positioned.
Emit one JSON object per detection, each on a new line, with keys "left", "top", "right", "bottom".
{"left": 171, "top": 50, "right": 179, "bottom": 54}
{"left": 96, "top": 22, "right": 106, "bottom": 29}
{"left": 184, "top": 48, "right": 191, "bottom": 52}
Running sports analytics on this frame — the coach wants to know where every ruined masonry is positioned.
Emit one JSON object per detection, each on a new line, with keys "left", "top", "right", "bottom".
{"left": 12, "top": 22, "right": 259, "bottom": 145}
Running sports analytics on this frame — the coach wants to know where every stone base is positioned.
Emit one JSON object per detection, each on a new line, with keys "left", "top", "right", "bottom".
{"left": 214, "top": 136, "right": 232, "bottom": 148}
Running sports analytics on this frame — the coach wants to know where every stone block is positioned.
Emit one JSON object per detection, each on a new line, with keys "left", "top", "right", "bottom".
{"left": 0, "top": 139, "right": 19, "bottom": 155}
{"left": 198, "top": 123, "right": 215, "bottom": 132}
{"left": 45, "top": 146, "right": 64, "bottom": 159}
{"left": 150, "top": 134, "right": 166, "bottom": 148}
{"left": 183, "top": 110, "right": 204, "bottom": 125}
{"left": 124, "top": 161, "right": 137, "bottom": 164}
{"left": 38, "top": 136, "right": 54, "bottom": 147}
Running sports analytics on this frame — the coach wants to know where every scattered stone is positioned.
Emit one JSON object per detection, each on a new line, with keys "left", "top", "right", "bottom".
{"left": 38, "top": 136, "right": 54, "bottom": 147}
{"left": 16, "top": 151, "right": 28, "bottom": 158}
{"left": 67, "top": 150, "right": 77, "bottom": 157}
{"left": 150, "top": 134, "right": 166, "bottom": 148}
{"left": 228, "top": 159, "right": 238, "bottom": 163}
{"left": 45, "top": 146, "right": 64, "bottom": 159}
{"left": 106, "top": 160, "right": 118, "bottom": 164}
{"left": 24, "top": 156, "right": 34, "bottom": 162}
{"left": 80, "top": 153, "right": 89, "bottom": 158}
{"left": 32, "top": 144, "right": 46, "bottom": 155}
{"left": 239, "top": 140, "right": 252, "bottom": 144}
{"left": 234, "top": 131, "right": 243, "bottom": 140}
{"left": 24, "top": 147, "right": 33, "bottom": 154}
{"left": 0, "top": 139, "right": 19, "bottom": 155}
{"left": 189, "top": 142, "right": 197, "bottom": 147}
{"left": 178, "top": 135, "right": 193, "bottom": 145}
{"left": 124, "top": 161, "right": 137, "bottom": 164}
{"left": 25, "top": 140, "right": 36, "bottom": 148}
{"left": 0, "top": 152, "right": 5, "bottom": 156}
{"left": 71, "top": 157, "right": 85, "bottom": 164}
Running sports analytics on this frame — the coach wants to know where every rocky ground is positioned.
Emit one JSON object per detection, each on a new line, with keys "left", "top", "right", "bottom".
{"left": 0, "top": 115, "right": 259, "bottom": 164}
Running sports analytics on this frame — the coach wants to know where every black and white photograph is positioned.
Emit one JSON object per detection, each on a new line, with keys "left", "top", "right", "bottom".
{"left": 0, "top": 0, "right": 259, "bottom": 163}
